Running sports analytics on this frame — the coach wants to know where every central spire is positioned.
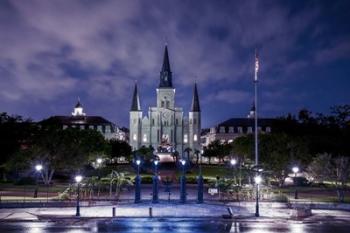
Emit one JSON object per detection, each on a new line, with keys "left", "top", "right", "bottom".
{"left": 159, "top": 45, "right": 173, "bottom": 88}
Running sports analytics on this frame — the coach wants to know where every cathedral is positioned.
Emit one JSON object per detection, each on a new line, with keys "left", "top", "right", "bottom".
{"left": 129, "top": 46, "right": 201, "bottom": 160}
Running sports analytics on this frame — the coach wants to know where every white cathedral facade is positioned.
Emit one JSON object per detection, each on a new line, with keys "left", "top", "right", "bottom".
{"left": 129, "top": 46, "right": 201, "bottom": 160}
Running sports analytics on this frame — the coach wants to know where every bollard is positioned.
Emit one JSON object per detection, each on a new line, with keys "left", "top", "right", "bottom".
{"left": 112, "top": 207, "right": 116, "bottom": 217}
{"left": 227, "top": 207, "right": 233, "bottom": 217}
{"left": 149, "top": 207, "right": 153, "bottom": 218}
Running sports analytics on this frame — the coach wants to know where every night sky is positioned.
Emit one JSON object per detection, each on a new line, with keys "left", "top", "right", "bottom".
{"left": 0, "top": 0, "right": 349, "bottom": 128}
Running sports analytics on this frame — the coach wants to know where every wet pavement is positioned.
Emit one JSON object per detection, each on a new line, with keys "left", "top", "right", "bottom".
{"left": 0, "top": 219, "right": 350, "bottom": 233}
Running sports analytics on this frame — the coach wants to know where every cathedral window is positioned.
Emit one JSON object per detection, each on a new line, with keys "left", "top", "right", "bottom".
{"left": 228, "top": 127, "right": 234, "bottom": 133}
{"left": 247, "top": 127, "right": 253, "bottom": 133}
{"left": 194, "top": 134, "right": 198, "bottom": 142}
{"left": 184, "top": 134, "right": 188, "bottom": 143}
{"left": 97, "top": 125, "right": 102, "bottom": 132}
{"left": 161, "top": 101, "right": 164, "bottom": 108}
{"left": 133, "top": 133, "right": 137, "bottom": 141}
{"left": 143, "top": 134, "right": 147, "bottom": 142}
{"left": 193, "top": 119, "right": 197, "bottom": 125}
{"left": 152, "top": 118, "right": 155, "bottom": 126}
{"left": 238, "top": 127, "right": 243, "bottom": 133}
{"left": 80, "top": 125, "right": 85, "bottom": 130}
{"left": 105, "top": 125, "right": 111, "bottom": 133}
{"left": 176, "top": 119, "right": 179, "bottom": 125}
{"left": 89, "top": 125, "right": 94, "bottom": 130}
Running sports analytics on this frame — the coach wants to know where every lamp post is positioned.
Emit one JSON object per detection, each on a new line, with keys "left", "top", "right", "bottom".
{"left": 254, "top": 175, "right": 262, "bottom": 217}
{"left": 292, "top": 166, "right": 299, "bottom": 199}
{"left": 75, "top": 175, "right": 83, "bottom": 217}
{"left": 96, "top": 158, "right": 103, "bottom": 199}
{"left": 230, "top": 159, "right": 237, "bottom": 185}
{"left": 96, "top": 158, "right": 102, "bottom": 178}
{"left": 197, "top": 151, "right": 203, "bottom": 204}
{"left": 34, "top": 164, "right": 43, "bottom": 198}
{"left": 134, "top": 159, "right": 141, "bottom": 203}
{"left": 152, "top": 160, "right": 159, "bottom": 203}
{"left": 180, "top": 159, "right": 186, "bottom": 203}
{"left": 253, "top": 51, "right": 260, "bottom": 217}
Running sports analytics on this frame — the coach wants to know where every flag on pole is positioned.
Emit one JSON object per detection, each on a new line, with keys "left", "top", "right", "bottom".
{"left": 254, "top": 51, "right": 259, "bottom": 81}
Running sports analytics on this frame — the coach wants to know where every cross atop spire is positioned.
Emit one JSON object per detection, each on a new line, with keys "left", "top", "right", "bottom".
{"left": 191, "top": 83, "right": 201, "bottom": 112}
{"left": 130, "top": 82, "right": 141, "bottom": 111}
{"left": 159, "top": 45, "right": 173, "bottom": 88}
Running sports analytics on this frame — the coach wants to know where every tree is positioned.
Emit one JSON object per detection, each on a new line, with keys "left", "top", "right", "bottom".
{"left": 260, "top": 133, "right": 309, "bottom": 186}
{"left": 0, "top": 113, "right": 37, "bottom": 181}
{"left": 202, "top": 140, "right": 222, "bottom": 164}
{"left": 307, "top": 153, "right": 350, "bottom": 202}
{"left": 194, "top": 149, "right": 201, "bottom": 165}
{"left": 29, "top": 126, "right": 106, "bottom": 184}
{"left": 106, "top": 139, "right": 132, "bottom": 163}
{"left": 136, "top": 145, "right": 154, "bottom": 161}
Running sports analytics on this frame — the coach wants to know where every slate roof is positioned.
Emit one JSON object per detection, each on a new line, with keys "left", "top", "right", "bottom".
{"left": 42, "top": 116, "right": 113, "bottom": 125}
{"left": 130, "top": 83, "right": 141, "bottom": 111}
{"left": 217, "top": 118, "right": 275, "bottom": 128}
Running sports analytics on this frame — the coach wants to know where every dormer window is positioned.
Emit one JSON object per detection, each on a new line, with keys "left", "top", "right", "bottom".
{"left": 219, "top": 126, "right": 225, "bottom": 133}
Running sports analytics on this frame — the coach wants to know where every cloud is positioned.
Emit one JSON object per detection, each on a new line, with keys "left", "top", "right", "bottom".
{"left": 205, "top": 89, "right": 251, "bottom": 105}
{"left": 0, "top": 0, "right": 349, "bottom": 126}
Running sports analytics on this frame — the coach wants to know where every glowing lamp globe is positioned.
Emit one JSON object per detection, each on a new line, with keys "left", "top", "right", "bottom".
{"left": 75, "top": 175, "right": 83, "bottom": 183}
{"left": 292, "top": 166, "right": 299, "bottom": 174}
{"left": 35, "top": 164, "right": 43, "bottom": 172}
{"left": 254, "top": 175, "right": 262, "bottom": 184}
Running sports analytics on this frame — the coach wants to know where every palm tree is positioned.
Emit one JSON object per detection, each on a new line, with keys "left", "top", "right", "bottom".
{"left": 194, "top": 149, "right": 201, "bottom": 165}
{"left": 172, "top": 150, "right": 180, "bottom": 163}
{"left": 184, "top": 147, "right": 192, "bottom": 162}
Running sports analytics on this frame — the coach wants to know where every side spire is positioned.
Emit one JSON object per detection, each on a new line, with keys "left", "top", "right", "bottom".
{"left": 159, "top": 45, "right": 173, "bottom": 88}
{"left": 191, "top": 83, "right": 201, "bottom": 112}
{"left": 130, "top": 82, "right": 141, "bottom": 111}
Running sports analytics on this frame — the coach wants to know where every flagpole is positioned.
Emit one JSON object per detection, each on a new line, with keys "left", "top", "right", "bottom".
{"left": 254, "top": 51, "right": 260, "bottom": 217}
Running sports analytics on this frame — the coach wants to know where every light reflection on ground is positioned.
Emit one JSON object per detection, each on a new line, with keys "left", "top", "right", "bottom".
{"left": 0, "top": 219, "right": 349, "bottom": 233}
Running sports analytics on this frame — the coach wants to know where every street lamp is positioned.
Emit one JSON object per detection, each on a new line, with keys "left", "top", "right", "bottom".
{"left": 180, "top": 159, "right": 186, "bottom": 203}
{"left": 230, "top": 159, "right": 237, "bottom": 166}
{"left": 75, "top": 175, "right": 83, "bottom": 217}
{"left": 136, "top": 159, "right": 141, "bottom": 175}
{"left": 152, "top": 160, "right": 159, "bottom": 203}
{"left": 135, "top": 159, "right": 141, "bottom": 203}
{"left": 34, "top": 164, "right": 43, "bottom": 198}
{"left": 230, "top": 159, "right": 237, "bottom": 185}
{"left": 292, "top": 166, "right": 299, "bottom": 199}
{"left": 96, "top": 158, "right": 103, "bottom": 179}
{"left": 96, "top": 158, "right": 102, "bottom": 165}
{"left": 254, "top": 175, "right": 262, "bottom": 217}
{"left": 197, "top": 151, "right": 204, "bottom": 204}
